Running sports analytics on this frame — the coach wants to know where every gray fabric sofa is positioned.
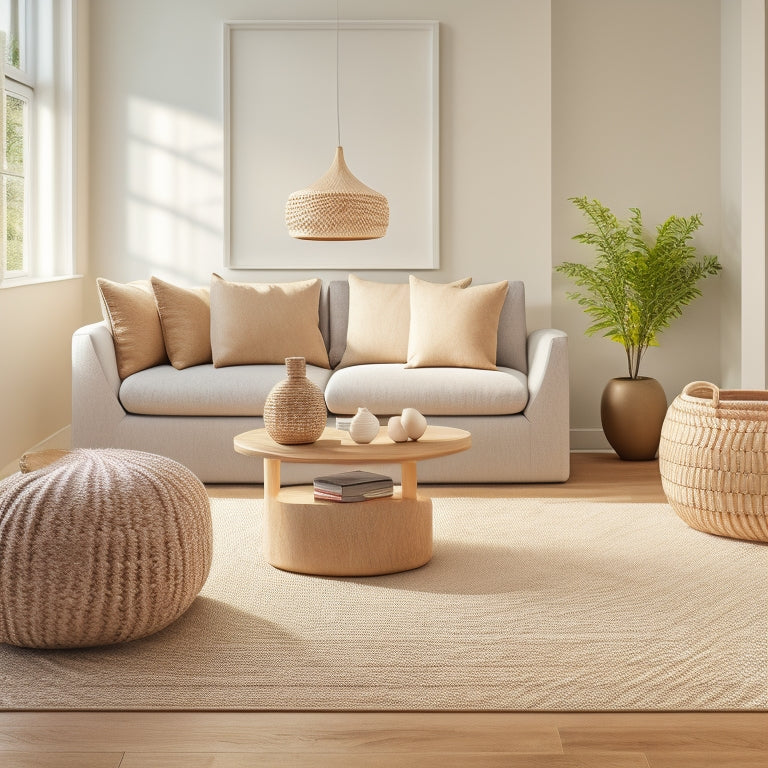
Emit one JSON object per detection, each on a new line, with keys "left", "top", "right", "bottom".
{"left": 72, "top": 280, "right": 569, "bottom": 484}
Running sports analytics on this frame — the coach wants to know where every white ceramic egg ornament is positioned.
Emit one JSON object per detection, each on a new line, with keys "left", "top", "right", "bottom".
{"left": 387, "top": 415, "right": 409, "bottom": 442}
{"left": 400, "top": 408, "right": 427, "bottom": 440}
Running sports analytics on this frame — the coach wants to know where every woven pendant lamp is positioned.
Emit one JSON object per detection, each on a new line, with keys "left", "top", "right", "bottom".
{"left": 285, "top": 146, "right": 389, "bottom": 240}
{"left": 285, "top": 4, "right": 389, "bottom": 241}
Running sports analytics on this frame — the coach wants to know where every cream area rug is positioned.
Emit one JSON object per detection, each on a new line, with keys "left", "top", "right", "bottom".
{"left": 1, "top": 496, "right": 766, "bottom": 711}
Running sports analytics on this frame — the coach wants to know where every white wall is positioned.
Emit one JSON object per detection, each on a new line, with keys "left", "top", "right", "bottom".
{"left": 86, "top": 0, "right": 553, "bottom": 330}
{"left": 0, "top": 1, "right": 88, "bottom": 473}
{"left": 0, "top": 279, "right": 83, "bottom": 473}
{"left": 733, "top": 0, "right": 766, "bottom": 389}
{"left": 721, "top": 0, "right": 744, "bottom": 389}
{"left": 552, "top": 0, "right": 723, "bottom": 449}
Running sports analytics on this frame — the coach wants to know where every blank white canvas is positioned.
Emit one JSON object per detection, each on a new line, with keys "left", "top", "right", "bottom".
{"left": 224, "top": 21, "right": 439, "bottom": 269}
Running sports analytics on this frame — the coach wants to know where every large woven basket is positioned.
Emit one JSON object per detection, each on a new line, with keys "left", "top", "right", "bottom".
{"left": 659, "top": 380, "right": 768, "bottom": 542}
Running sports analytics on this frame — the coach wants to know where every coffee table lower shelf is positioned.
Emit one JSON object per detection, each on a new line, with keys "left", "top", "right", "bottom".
{"left": 264, "top": 485, "right": 433, "bottom": 577}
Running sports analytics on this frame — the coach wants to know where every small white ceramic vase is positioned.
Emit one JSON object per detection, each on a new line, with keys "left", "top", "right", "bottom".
{"left": 349, "top": 407, "right": 380, "bottom": 444}
{"left": 400, "top": 408, "right": 428, "bottom": 440}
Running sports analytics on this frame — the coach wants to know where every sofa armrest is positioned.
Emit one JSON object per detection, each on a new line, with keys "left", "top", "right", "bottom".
{"left": 523, "top": 328, "right": 569, "bottom": 480}
{"left": 524, "top": 329, "right": 568, "bottom": 417}
{"left": 72, "top": 322, "right": 127, "bottom": 447}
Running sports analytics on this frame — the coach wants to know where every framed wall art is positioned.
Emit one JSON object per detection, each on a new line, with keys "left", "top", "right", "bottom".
{"left": 224, "top": 20, "right": 439, "bottom": 269}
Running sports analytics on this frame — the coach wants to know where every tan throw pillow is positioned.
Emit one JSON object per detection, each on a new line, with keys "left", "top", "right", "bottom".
{"left": 339, "top": 274, "right": 472, "bottom": 367}
{"left": 151, "top": 277, "right": 212, "bottom": 370}
{"left": 209, "top": 274, "right": 330, "bottom": 369}
{"left": 97, "top": 277, "right": 168, "bottom": 379}
{"left": 406, "top": 276, "right": 509, "bottom": 370}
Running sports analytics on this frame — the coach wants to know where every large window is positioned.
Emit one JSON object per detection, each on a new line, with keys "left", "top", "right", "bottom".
{"left": 1, "top": 0, "right": 32, "bottom": 278}
{"left": 1, "top": 0, "right": 25, "bottom": 70}
{"left": 4, "top": 91, "right": 28, "bottom": 273}
{"left": 0, "top": 0, "right": 75, "bottom": 285}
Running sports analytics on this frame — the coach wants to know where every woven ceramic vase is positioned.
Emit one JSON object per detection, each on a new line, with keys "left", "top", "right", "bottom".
{"left": 264, "top": 357, "right": 327, "bottom": 445}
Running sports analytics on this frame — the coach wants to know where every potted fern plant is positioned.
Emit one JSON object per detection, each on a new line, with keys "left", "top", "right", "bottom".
{"left": 556, "top": 196, "right": 721, "bottom": 460}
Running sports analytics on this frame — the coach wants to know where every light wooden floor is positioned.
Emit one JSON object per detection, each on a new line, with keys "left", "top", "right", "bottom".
{"left": 2, "top": 454, "right": 766, "bottom": 768}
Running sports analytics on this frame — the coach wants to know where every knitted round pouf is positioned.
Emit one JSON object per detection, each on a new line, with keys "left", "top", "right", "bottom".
{"left": 0, "top": 449, "right": 213, "bottom": 649}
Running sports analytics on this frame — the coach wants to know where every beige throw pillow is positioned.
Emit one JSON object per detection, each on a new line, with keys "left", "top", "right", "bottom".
{"left": 339, "top": 274, "right": 472, "bottom": 367}
{"left": 406, "top": 276, "right": 509, "bottom": 370}
{"left": 97, "top": 277, "right": 168, "bottom": 379}
{"left": 210, "top": 274, "right": 330, "bottom": 369}
{"left": 151, "top": 277, "right": 212, "bottom": 370}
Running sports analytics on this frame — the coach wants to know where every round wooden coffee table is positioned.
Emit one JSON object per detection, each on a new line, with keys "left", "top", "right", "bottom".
{"left": 233, "top": 426, "right": 471, "bottom": 576}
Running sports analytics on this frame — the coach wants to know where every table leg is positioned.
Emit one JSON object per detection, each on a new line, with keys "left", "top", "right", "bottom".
{"left": 264, "top": 458, "right": 281, "bottom": 500}
{"left": 401, "top": 461, "right": 418, "bottom": 500}
{"left": 262, "top": 458, "right": 282, "bottom": 564}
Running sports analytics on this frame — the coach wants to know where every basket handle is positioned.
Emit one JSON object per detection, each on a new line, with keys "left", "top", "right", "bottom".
{"left": 682, "top": 380, "right": 720, "bottom": 407}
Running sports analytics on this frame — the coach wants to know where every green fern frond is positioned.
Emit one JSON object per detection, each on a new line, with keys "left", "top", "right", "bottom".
{"left": 555, "top": 198, "right": 721, "bottom": 379}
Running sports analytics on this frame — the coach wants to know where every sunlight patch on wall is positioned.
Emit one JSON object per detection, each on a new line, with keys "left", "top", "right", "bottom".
{"left": 126, "top": 97, "right": 222, "bottom": 281}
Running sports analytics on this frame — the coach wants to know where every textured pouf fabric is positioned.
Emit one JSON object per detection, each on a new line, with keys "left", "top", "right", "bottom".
{"left": 0, "top": 449, "right": 213, "bottom": 649}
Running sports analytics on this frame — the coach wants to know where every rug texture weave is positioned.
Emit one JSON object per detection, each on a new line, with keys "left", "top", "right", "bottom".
{"left": 1, "top": 496, "right": 766, "bottom": 710}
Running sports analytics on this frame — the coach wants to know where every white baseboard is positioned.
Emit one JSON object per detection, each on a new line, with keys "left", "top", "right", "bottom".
{"left": 0, "top": 425, "right": 72, "bottom": 479}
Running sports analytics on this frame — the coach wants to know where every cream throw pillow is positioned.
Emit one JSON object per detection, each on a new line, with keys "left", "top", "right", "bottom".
{"left": 97, "top": 277, "right": 168, "bottom": 379}
{"left": 151, "top": 277, "right": 212, "bottom": 370}
{"left": 406, "top": 276, "right": 509, "bottom": 370}
{"left": 339, "top": 274, "right": 472, "bottom": 367}
{"left": 210, "top": 274, "right": 330, "bottom": 369}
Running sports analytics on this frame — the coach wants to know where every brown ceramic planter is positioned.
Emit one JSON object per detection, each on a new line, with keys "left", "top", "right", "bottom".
{"left": 600, "top": 377, "right": 668, "bottom": 461}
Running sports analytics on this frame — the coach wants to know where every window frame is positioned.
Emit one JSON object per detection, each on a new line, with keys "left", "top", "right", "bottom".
{"left": 2, "top": 0, "right": 30, "bottom": 78}
{"left": 2, "top": 79, "right": 33, "bottom": 278}
{"left": 0, "top": 0, "right": 76, "bottom": 288}
{"left": 1, "top": 0, "right": 34, "bottom": 281}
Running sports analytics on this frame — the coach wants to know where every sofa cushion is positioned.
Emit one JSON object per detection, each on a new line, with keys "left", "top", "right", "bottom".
{"left": 406, "top": 277, "right": 509, "bottom": 370}
{"left": 151, "top": 277, "right": 212, "bottom": 370}
{"left": 97, "top": 278, "right": 169, "bottom": 379}
{"left": 119, "top": 363, "right": 334, "bottom": 416}
{"left": 324, "top": 364, "right": 528, "bottom": 416}
{"left": 210, "top": 274, "right": 330, "bottom": 369}
{"left": 338, "top": 274, "right": 472, "bottom": 368}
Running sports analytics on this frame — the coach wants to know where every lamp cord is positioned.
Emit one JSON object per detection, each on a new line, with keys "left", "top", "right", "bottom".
{"left": 336, "top": 0, "right": 341, "bottom": 147}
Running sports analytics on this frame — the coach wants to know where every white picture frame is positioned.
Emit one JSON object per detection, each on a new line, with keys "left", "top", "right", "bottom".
{"left": 223, "top": 20, "right": 439, "bottom": 270}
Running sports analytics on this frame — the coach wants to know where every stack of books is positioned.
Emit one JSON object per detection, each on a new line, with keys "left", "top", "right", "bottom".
{"left": 313, "top": 470, "right": 394, "bottom": 503}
